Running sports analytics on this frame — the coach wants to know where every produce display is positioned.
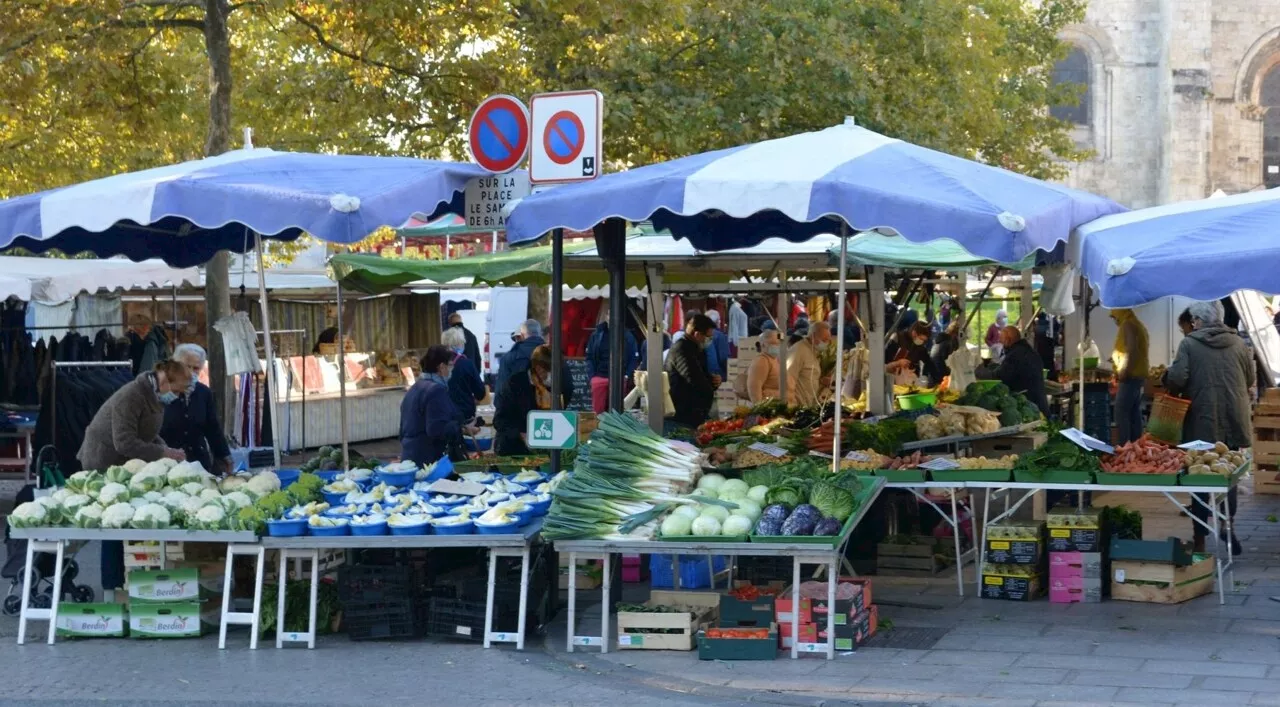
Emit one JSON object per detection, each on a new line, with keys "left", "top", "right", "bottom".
{"left": 8, "top": 460, "right": 314, "bottom": 532}
{"left": 805, "top": 417, "right": 917, "bottom": 456}
{"left": 839, "top": 450, "right": 887, "bottom": 471}
{"left": 1012, "top": 437, "right": 1102, "bottom": 477}
{"left": 299, "top": 446, "right": 378, "bottom": 473}
{"left": 878, "top": 451, "right": 931, "bottom": 470}
{"left": 1100, "top": 436, "right": 1184, "bottom": 473}
{"left": 955, "top": 456, "right": 1018, "bottom": 469}
{"left": 695, "top": 419, "right": 745, "bottom": 446}
{"left": 955, "top": 382, "right": 1042, "bottom": 426}
{"left": 1184, "top": 443, "right": 1248, "bottom": 477}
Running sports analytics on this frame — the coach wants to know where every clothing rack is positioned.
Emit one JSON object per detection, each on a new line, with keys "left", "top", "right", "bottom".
{"left": 0, "top": 323, "right": 125, "bottom": 332}
{"left": 254, "top": 329, "right": 308, "bottom": 453}
{"left": 50, "top": 361, "right": 132, "bottom": 450}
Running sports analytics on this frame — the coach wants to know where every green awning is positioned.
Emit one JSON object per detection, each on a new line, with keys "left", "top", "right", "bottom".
{"left": 330, "top": 241, "right": 598, "bottom": 294}
{"left": 829, "top": 231, "right": 1037, "bottom": 271}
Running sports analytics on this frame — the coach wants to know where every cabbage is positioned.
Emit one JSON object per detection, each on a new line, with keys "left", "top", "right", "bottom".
{"left": 660, "top": 513, "right": 694, "bottom": 537}
{"left": 810, "top": 481, "right": 855, "bottom": 523}
{"left": 696, "top": 473, "right": 726, "bottom": 493}
{"left": 721, "top": 514, "right": 753, "bottom": 536}
{"left": 699, "top": 505, "right": 730, "bottom": 523}
{"left": 719, "top": 478, "right": 749, "bottom": 498}
{"left": 747, "top": 485, "right": 770, "bottom": 503}
{"left": 731, "top": 498, "right": 763, "bottom": 520}
{"left": 671, "top": 505, "right": 701, "bottom": 521}
{"left": 690, "top": 515, "right": 722, "bottom": 536}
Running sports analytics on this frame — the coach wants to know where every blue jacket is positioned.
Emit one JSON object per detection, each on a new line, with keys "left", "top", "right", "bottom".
{"left": 586, "top": 322, "right": 638, "bottom": 379}
{"left": 495, "top": 334, "right": 575, "bottom": 408}
{"left": 705, "top": 329, "right": 730, "bottom": 378}
{"left": 448, "top": 353, "right": 486, "bottom": 423}
{"left": 638, "top": 333, "right": 672, "bottom": 371}
{"left": 399, "top": 377, "right": 460, "bottom": 467}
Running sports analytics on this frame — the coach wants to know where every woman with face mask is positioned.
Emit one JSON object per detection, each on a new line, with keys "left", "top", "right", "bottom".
{"left": 886, "top": 321, "right": 941, "bottom": 385}
{"left": 442, "top": 326, "right": 487, "bottom": 429}
{"left": 400, "top": 345, "right": 479, "bottom": 467}
{"left": 746, "top": 329, "right": 790, "bottom": 404}
{"left": 493, "top": 345, "right": 555, "bottom": 456}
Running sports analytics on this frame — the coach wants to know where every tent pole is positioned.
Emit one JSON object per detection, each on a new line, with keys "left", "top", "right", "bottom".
{"left": 868, "top": 267, "right": 888, "bottom": 416}
{"left": 645, "top": 264, "right": 665, "bottom": 433}
{"left": 832, "top": 224, "right": 849, "bottom": 472}
{"left": 337, "top": 277, "right": 349, "bottom": 471}
{"left": 254, "top": 233, "right": 282, "bottom": 468}
{"left": 777, "top": 272, "right": 789, "bottom": 404}
{"left": 550, "top": 229, "right": 564, "bottom": 475}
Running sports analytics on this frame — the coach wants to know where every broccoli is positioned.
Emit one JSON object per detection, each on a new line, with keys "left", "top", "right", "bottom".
{"left": 998, "top": 401, "right": 1022, "bottom": 427}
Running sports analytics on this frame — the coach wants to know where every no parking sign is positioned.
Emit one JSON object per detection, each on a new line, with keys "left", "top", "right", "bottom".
{"left": 529, "top": 90, "right": 603, "bottom": 185}
{"left": 468, "top": 95, "right": 530, "bottom": 174}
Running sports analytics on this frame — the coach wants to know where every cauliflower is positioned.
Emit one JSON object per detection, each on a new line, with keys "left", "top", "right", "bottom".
{"left": 161, "top": 490, "right": 191, "bottom": 510}
{"left": 60, "top": 493, "right": 92, "bottom": 518}
{"left": 50, "top": 488, "right": 72, "bottom": 505}
{"left": 130, "top": 466, "right": 168, "bottom": 493}
{"left": 143, "top": 490, "right": 163, "bottom": 502}
{"left": 98, "top": 482, "right": 130, "bottom": 506}
{"left": 221, "top": 491, "right": 252, "bottom": 511}
{"left": 101, "top": 503, "right": 136, "bottom": 529}
{"left": 219, "top": 475, "right": 249, "bottom": 493}
{"left": 32, "top": 496, "right": 63, "bottom": 525}
{"left": 166, "top": 462, "right": 205, "bottom": 488}
{"left": 179, "top": 496, "right": 205, "bottom": 520}
{"left": 179, "top": 482, "right": 205, "bottom": 497}
{"left": 122, "top": 459, "right": 147, "bottom": 475}
{"left": 8, "top": 501, "right": 48, "bottom": 528}
{"left": 129, "top": 497, "right": 150, "bottom": 510}
{"left": 246, "top": 471, "right": 280, "bottom": 496}
{"left": 199, "top": 488, "right": 223, "bottom": 504}
{"left": 65, "top": 470, "right": 104, "bottom": 496}
{"left": 131, "top": 503, "right": 172, "bottom": 529}
{"left": 73, "top": 503, "right": 104, "bottom": 528}
{"left": 191, "top": 504, "right": 226, "bottom": 530}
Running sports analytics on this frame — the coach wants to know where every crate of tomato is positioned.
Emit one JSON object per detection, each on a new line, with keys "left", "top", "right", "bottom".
{"left": 696, "top": 418, "right": 746, "bottom": 445}
{"left": 697, "top": 625, "right": 778, "bottom": 660}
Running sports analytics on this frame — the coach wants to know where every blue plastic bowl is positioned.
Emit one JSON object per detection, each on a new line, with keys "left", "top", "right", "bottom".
{"left": 474, "top": 520, "right": 520, "bottom": 535}
{"left": 421, "top": 457, "right": 453, "bottom": 483}
{"left": 323, "top": 507, "right": 358, "bottom": 519}
{"left": 265, "top": 518, "right": 307, "bottom": 537}
{"left": 388, "top": 521, "right": 432, "bottom": 536}
{"left": 321, "top": 490, "right": 349, "bottom": 507}
{"left": 314, "top": 470, "right": 344, "bottom": 483}
{"left": 429, "top": 496, "right": 468, "bottom": 509}
{"left": 350, "top": 521, "right": 388, "bottom": 536}
{"left": 375, "top": 469, "right": 417, "bottom": 488}
{"left": 274, "top": 468, "right": 301, "bottom": 488}
{"left": 463, "top": 437, "right": 493, "bottom": 453}
{"left": 526, "top": 497, "right": 552, "bottom": 517}
{"left": 430, "top": 518, "right": 474, "bottom": 535}
{"left": 308, "top": 522, "right": 350, "bottom": 537}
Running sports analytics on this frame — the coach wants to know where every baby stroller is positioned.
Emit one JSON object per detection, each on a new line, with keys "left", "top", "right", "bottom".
{"left": 1, "top": 447, "right": 95, "bottom": 615}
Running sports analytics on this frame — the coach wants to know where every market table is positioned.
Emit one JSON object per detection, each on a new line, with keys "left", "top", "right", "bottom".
{"left": 553, "top": 476, "right": 885, "bottom": 660}
{"left": 7, "top": 528, "right": 259, "bottom": 646}
{"left": 882, "top": 481, "right": 971, "bottom": 596}
{"left": 258, "top": 518, "right": 543, "bottom": 650}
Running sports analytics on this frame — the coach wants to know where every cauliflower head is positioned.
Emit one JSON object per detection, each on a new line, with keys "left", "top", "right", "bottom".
{"left": 101, "top": 503, "right": 136, "bottom": 529}
{"left": 98, "top": 482, "right": 130, "bottom": 506}
{"left": 9, "top": 501, "right": 48, "bottom": 528}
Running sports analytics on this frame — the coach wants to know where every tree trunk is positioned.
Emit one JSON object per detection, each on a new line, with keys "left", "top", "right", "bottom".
{"left": 526, "top": 284, "right": 548, "bottom": 326}
{"left": 203, "top": 0, "right": 235, "bottom": 435}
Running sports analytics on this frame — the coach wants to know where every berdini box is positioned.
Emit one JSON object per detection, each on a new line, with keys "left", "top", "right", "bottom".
{"left": 55, "top": 602, "right": 127, "bottom": 638}
{"left": 126, "top": 568, "right": 201, "bottom": 603}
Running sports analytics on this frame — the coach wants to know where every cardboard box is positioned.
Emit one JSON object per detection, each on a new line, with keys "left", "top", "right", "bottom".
{"left": 970, "top": 432, "right": 1047, "bottom": 458}
{"left": 1048, "top": 576, "right": 1103, "bottom": 603}
{"left": 1049, "top": 552, "right": 1104, "bottom": 579}
{"left": 128, "top": 601, "right": 212, "bottom": 638}
{"left": 123, "top": 541, "right": 184, "bottom": 569}
{"left": 55, "top": 603, "right": 127, "bottom": 638}
{"left": 1111, "top": 555, "right": 1215, "bottom": 604}
{"left": 126, "top": 568, "right": 201, "bottom": 603}
{"left": 981, "top": 571, "right": 1042, "bottom": 601}
{"left": 780, "top": 607, "right": 878, "bottom": 651}
{"left": 775, "top": 580, "right": 865, "bottom": 625}
{"left": 617, "top": 590, "right": 719, "bottom": 650}
{"left": 984, "top": 538, "right": 1043, "bottom": 565}
{"left": 1046, "top": 508, "right": 1105, "bottom": 552}
{"left": 557, "top": 556, "right": 603, "bottom": 589}
{"left": 719, "top": 591, "right": 775, "bottom": 628}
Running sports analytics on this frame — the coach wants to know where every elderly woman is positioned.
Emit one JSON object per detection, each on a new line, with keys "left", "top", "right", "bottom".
{"left": 1165, "top": 300, "right": 1253, "bottom": 554}
{"left": 442, "top": 326, "right": 486, "bottom": 427}
{"left": 160, "top": 343, "right": 231, "bottom": 475}
{"left": 746, "top": 329, "right": 787, "bottom": 404}
{"left": 400, "top": 345, "right": 480, "bottom": 466}
{"left": 80, "top": 359, "right": 191, "bottom": 593}
{"left": 494, "top": 344, "right": 554, "bottom": 455}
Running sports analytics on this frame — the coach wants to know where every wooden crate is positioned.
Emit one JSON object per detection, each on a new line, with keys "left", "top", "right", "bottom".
{"left": 123, "top": 541, "right": 184, "bottom": 569}
{"left": 876, "top": 536, "right": 953, "bottom": 577}
{"left": 1110, "top": 555, "right": 1215, "bottom": 604}
{"left": 617, "top": 590, "right": 719, "bottom": 650}
{"left": 1255, "top": 467, "right": 1280, "bottom": 495}
{"left": 1254, "top": 407, "right": 1280, "bottom": 465}
{"left": 969, "top": 432, "right": 1048, "bottom": 459}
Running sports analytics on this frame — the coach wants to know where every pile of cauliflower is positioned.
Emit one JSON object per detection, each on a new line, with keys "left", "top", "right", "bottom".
{"left": 8, "top": 458, "right": 281, "bottom": 532}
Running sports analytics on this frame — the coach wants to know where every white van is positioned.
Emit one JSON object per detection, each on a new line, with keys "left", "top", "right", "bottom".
{"left": 486, "top": 286, "right": 529, "bottom": 376}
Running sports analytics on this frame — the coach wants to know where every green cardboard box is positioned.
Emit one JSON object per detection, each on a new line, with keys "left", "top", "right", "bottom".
{"left": 128, "top": 601, "right": 211, "bottom": 638}
{"left": 127, "top": 567, "right": 201, "bottom": 603}
{"left": 55, "top": 603, "right": 127, "bottom": 638}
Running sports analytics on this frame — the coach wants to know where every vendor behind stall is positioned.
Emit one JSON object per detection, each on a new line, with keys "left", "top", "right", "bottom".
{"left": 886, "top": 321, "right": 940, "bottom": 385}
{"left": 493, "top": 345, "right": 555, "bottom": 455}
{"left": 160, "top": 343, "right": 231, "bottom": 475}
{"left": 666, "top": 314, "right": 719, "bottom": 428}
{"left": 1110, "top": 308, "right": 1150, "bottom": 444}
{"left": 400, "top": 345, "right": 479, "bottom": 466}
{"left": 786, "top": 320, "right": 830, "bottom": 406}
{"left": 744, "top": 329, "right": 789, "bottom": 404}
{"left": 993, "top": 326, "right": 1049, "bottom": 414}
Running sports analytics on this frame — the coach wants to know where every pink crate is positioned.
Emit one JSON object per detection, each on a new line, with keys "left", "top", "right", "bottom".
{"left": 1049, "top": 586, "right": 1086, "bottom": 604}
{"left": 621, "top": 554, "right": 642, "bottom": 567}
{"left": 1049, "top": 553, "right": 1084, "bottom": 578}
{"left": 622, "top": 566, "right": 642, "bottom": 583}
{"left": 1048, "top": 575, "right": 1102, "bottom": 603}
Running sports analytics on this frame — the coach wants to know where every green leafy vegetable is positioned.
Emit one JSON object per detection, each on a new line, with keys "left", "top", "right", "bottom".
{"left": 810, "top": 481, "right": 855, "bottom": 522}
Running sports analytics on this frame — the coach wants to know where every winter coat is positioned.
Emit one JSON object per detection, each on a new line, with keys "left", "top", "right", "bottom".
{"left": 493, "top": 370, "right": 542, "bottom": 456}
{"left": 78, "top": 373, "right": 167, "bottom": 471}
{"left": 137, "top": 327, "right": 168, "bottom": 375}
{"left": 447, "top": 353, "right": 486, "bottom": 424}
{"left": 705, "top": 329, "right": 730, "bottom": 378}
{"left": 399, "top": 377, "right": 460, "bottom": 467}
{"left": 666, "top": 337, "right": 714, "bottom": 427}
{"left": 451, "top": 323, "right": 482, "bottom": 372}
{"left": 1164, "top": 324, "right": 1255, "bottom": 449}
{"left": 494, "top": 334, "right": 575, "bottom": 408}
{"left": 586, "top": 322, "right": 638, "bottom": 379}
{"left": 996, "top": 339, "right": 1049, "bottom": 414}
{"left": 159, "top": 382, "right": 230, "bottom": 473}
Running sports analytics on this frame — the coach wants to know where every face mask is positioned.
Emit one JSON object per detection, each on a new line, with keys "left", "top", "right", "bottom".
{"left": 511, "top": 333, "right": 521, "bottom": 343}
{"left": 186, "top": 376, "right": 198, "bottom": 395}
{"left": 699, "top": 337, "right": 711, "bottom": 350}
{"left": 159, "top": 391, "right": 178, "bottom": 405}
{"left": 453, "top": 346, "right": 465, "bottom": 355}
{"left": 914, "top": 338, "right": 927, "bottom": 347}
{"left": 452, "top": 322, "right": 464, "bottom": 329}
{"left": 766, "top": 345, "right": 780, "bottom": 357}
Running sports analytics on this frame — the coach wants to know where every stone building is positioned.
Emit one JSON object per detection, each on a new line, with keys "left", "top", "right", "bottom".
{"left": 1053, "top": 0, "right": 1280, "bottom": 206}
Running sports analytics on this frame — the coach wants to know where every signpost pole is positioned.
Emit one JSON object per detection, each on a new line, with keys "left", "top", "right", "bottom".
{"left": 596, "top": 219, "right": 628, "bottom": 412}
{"left": 550, "top": 228, "right": 564, "bottom": 474}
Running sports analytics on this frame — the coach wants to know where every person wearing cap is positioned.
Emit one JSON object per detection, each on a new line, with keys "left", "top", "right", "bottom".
{"left": 447, "top": 311, "right": 482, "bottom": 368}
{"left": 495, "top": 319, "right": 574, "bottom": 409}
{"left": 704, "top": 310, "right": 730, "bottom": 382}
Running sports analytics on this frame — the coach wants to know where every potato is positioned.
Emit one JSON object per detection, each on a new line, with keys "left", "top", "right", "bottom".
{"left": 1188, "top": 464, "right": 1211, "bottom": 475}
{"left": 1214, "top": 442, "right": 1229, "bottom": 454}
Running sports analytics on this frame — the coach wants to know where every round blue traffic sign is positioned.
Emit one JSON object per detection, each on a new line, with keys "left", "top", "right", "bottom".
{"left": 468, "top": 95, "right": 530, "bottom": 173}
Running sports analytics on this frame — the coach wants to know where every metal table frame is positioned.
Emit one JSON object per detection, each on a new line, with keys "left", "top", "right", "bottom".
{"left": 259, "top": 520, "right": 542, "bottom": 650}
{"left": 884, "top": 482, "right": 973, "bottom": 596}
{"left": 555, "top": 477, "right": 886, "bottom": 660}
{"left": 7, "top": 528, "right": 259, "bottom": 646}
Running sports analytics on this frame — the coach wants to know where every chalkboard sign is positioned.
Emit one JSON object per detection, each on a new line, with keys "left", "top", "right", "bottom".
{"left": 564, "top": 357, "right": 591, "bottom": 412}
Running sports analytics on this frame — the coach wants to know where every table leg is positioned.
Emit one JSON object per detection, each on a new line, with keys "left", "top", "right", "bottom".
{"left": 275, "top": 551, "right": 287, "bottom": 649}
{"left": 600, "top": 552, "right": 612, "bottom": 654}
{"left": 978, "top": 488, "right": 991, "bottom": 597}
{"left": 826, "top": 555, "right": 836, "bottom": 660}
{"left": 566, "top": 551, "right": 577, "bottom": 653}
{"left": 790, "top": 556, "right": 801, "bottom": 660}
{"left": 16, "top": 539, "right": 34, "bottom": 645}
{"left": 306, "top": 549, "right": 318, "bottom": 649}
{"left": 483, "top": 549, "right": 497, "bottom": 649}
{"left": 516, "top": 546, "right": 530, "bottom": 651}
{"left": 1211, "top": 491, "right": 1225, "bottom": 605}
{"left": 951, "top": 488, "right": 964, "bottom": 597}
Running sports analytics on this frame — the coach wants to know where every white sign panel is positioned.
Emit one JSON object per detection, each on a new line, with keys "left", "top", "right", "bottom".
{"left": 529, "top": 90, "right": 603, "bottom": 184}
{"left": 464, "top": 172, "right": 530, "bottom": 230}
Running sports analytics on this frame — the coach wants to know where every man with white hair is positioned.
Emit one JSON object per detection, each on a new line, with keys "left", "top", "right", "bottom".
{"left": 160, "top": 343, "right": 231, "bottom": 475}
{"left": 495, "top": 319, "right": 575, "bottom": 409}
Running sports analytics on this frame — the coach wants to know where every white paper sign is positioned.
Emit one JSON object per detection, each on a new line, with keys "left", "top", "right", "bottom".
{"left": 845, "top": 451, "right": 873, "bottom": 462}
{"left": 919, "top": 458, "right": 960, "bottom": 471}
{"left": 808, "top": 450, "right": 833, "bottom": 459}
{"left": 1114, "top": 568, "right": 1126, "bottom": 583}
{"left": 1178, "top": 440, "right": 1216, "bottom": 451}
{"left": 1060, "top": 428, "right": 1114, "bottom": 454}
{"left": 862, "top": 416, "right": 884, "bottom": 425}
{"left": 426, "top": 479, "right": 488, "bottom": 496}
{"left": 749, "top": 442, "right": 789, "bottom": 458}
{"left": 618, "top": 635, "right": 634, "bottom": 646}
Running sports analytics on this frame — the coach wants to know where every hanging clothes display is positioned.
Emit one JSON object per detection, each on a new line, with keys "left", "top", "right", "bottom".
{"left": 234, "top": 372, "right": 274, "bottom": 449}
{"left": 137, "top": 326, "right": 168, "bottom": 373}
{"left": 30, "top": 363, "right": 133, "bottom": 477}
{"left": 213, "top": 311, "right": 261, "bottom": 376}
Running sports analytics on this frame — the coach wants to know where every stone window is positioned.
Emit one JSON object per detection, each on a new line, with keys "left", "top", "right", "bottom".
{"left": 1050, "top": 48, "right": 1092, "bottom": 126}
{"left": 1263, "top": 64, "right": 1280, "bottom": 188}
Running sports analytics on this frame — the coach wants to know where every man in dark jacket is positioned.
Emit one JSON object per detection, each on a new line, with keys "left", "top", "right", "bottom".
{"left": 496, "top": 319, "right": 575, "bottom": 408}
{"left": 401, "top": 346, "right": 479, "bottom": 465}
{"left": 995, "top": 327, "right": 1049, "bottom": 415}
{"left": 666, "top": 314, "right": 718, "bottom": 428}
{"left": 586, "top": 314, "right": 638, "bottom": 413}
{"left": 161, "top": 344, "right": 231, "bottom": 475}
{"left": 443, "top": 326, "right": 486, "bottom": 425}
{"left": 448, "top": 312, "right": 483, "bottom": 370}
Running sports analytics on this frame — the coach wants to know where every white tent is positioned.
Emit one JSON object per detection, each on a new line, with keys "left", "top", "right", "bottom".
{"left": 0, "top": 256, "right": 198, "bottom": 304}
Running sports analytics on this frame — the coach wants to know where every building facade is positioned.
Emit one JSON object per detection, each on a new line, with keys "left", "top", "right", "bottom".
{"left": 1054, "top": 0, "right": 1280, "bottom": 206}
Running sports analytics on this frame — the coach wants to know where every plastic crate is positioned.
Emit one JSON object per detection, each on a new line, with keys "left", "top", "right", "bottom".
{"left": 650, "top": 554, "right": 728, "bottom": 589}
{"left": 343, "top": 599, "right": 417, "bottom": 641}
{"left": 736, "top": 557, "right": 792, "bottom": 585}
{"left": 426, "top": 597, "right": 487, "bottom": 642}
{"left": 337, "top": 564, "right": 417, "bottom": 603}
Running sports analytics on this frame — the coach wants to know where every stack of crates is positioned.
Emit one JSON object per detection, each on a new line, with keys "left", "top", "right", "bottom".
{"left": 981, "top": 520, "right": 1045, "bottom": 600}
{"left": 1254, "top": 389, "right": 1280, "bottom": 493}
{"left": 338, "top": 563, "right": 423, "bottom": 641}
{"left": 1082, "top": 382, "right": 1112, "bottom": 444}
{"left": 1046, "top": 507, "right": 1107, "bottom": 604}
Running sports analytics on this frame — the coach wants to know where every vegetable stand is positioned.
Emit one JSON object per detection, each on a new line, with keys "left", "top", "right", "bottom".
{"left": 555, "top": 476, "right": 885, "bottom": 660}
{"left": 259, "top": 519, "right": 543, "bottom": 650}
{"left": 7, "top": 528, "right": 259, "bottom": 646}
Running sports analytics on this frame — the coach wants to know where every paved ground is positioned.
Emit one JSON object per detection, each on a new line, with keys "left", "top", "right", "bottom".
{"left": 1, "top": 443, "right": 1278, "bottom": 705}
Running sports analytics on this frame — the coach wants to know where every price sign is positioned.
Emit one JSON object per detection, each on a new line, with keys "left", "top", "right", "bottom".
{"left": 919, "top": 458, "right": 960, "bottom": 471}
{"left": 1114, "top": 568, "right": 1126, "bottom": 583}
{"left": 1178, "top": 440, "right": 1216, "bottom": 451}
{"left": 1060, "top": 428, "right": 1114, "bottom": 454}
{"left": 749, "top": 442, "right": 789, "bottom": 458}
{"left": 808, "top": 450, "right": 833, "bottom": 459}
{"left": 845, "top": 451, "right": 873, "bottom": 462}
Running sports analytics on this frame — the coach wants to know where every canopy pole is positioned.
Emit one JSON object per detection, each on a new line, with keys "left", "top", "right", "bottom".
{"left": 550, "top": 228, "right": 564, "bottom": 475}
{"left": 336, "top": 277, "right": 349, "bottom": 471}
{"left": 832, "top": 224, "right": 849, "bottom": 472}
{"left": 253, "top": 233, "right": 282, "bottom": 468}
{"left": 1020, "top": 270, "right": 1034, "bottom": 331}
{"left": 646, "top": 265, "right": 665, "bottom": 432}
{"left": 777, "top": 271, "right": 789, "bottom": 404}
{"left": 1077, "top": 275, "right": 1086, "bottom": 430}
{"left": 867, "top": 267, "right": 888, "bottom": 416}
{"left": 597, "top": 219, "right": 628, "bottom": 412}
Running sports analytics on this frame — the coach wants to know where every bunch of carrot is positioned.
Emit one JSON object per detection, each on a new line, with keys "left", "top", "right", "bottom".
{"left": 1100, "top": 434, "right": 1185, "bottom": 473}
{"left": 805, "top": 420, "right": 838, "bottom": 451}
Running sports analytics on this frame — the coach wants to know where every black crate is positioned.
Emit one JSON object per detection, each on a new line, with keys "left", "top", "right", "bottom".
{"left": 338, "top": 564, "right": 421, "bottom": 603}
{"left": 343, "top": 599, "right": 418, "bottom": 641}
{"left": 736, "top": 556, "right": 792, "bottom": 584}
{"left": 426, "top": 597, "right": 488, "bottom": 642}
